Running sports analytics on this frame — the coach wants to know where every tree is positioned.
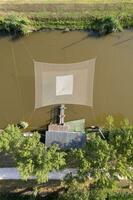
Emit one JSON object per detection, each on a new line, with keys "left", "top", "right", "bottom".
{"left": 59, "top": 178, "right": 89, "bottom": 200}
{"left": 105, "top": 116, "right": 133, "bottom": 179}
{"left": 0, "top": 124, "right": 66, "bottom": 183}
{"left": 69, "top": 116, "right": 133, "bottom": 195}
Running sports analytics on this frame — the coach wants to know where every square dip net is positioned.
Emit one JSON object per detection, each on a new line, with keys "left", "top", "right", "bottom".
{"left": 34, "top": 58, "right": 96, "bottom": 109}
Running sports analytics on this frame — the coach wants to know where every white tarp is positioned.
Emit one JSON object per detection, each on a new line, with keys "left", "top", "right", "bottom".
{"left": 34, "top": 58, "right": 96, "bottom": 109}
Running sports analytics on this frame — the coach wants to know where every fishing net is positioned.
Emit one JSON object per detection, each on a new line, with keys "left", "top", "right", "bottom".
{"left": 34, "top": 58, "right": 96, "bottom": 109}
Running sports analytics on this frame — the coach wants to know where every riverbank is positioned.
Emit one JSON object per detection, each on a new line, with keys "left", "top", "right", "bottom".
{"left": 0, "top": 2, "right": 133, "bottom": 36}
{"left": 0, "top": 12, "right": 133, "bottom": 36}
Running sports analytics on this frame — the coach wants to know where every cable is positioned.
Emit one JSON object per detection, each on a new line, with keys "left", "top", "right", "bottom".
{"left": 10, "top": 42, "right": 24, "bottom": 119}
{"left": 19, "top": 40, "right": 36, "bottom": 127}
{"left": 20, "top": 40, "right": 35, "bottom": 62}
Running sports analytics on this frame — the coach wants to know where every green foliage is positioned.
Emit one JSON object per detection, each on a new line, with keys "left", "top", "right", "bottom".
{"left": 59, "top": 174, "right": 133, "bottom": 200}
{"left": 0, "top": 15, "right": 32, "bottom": 35}
{"left": 0, "top": 13, "right": 133, "bottom": 36}
{"left": 61, "top": 115, "right": 133, "bottom": 199}
{"left": 119, "top": 14, "right": 133, "bottom": 29}
{"left": 105, "top": 115, "right": 115, "bottom": 131}
{"left": 0, "top": 124, "right": 23, "bottom": 152}
{"left": 71, "top": 116, "right": 133, "bottom": 190}
{"left": 0, "top": 124, "right": 66, "bottom": 183}
{"left": 104, "top": 117, "right": 133, "bottom": 180}
{"left": 71, "top": 148, "right": 90, "bottom": 178}
{"left": 30, "top": 14, "right": 124, "bottom": 35}
{"left": 107, "top": 192, "right": 133, "bottom": 200}
{"left": 0, "top": 191, "right": 133, "bottom": 200}
{"left": 72, "top": 135, "right": 116, "bottom": 188}
{"left": 90, "top": 15, "right": 123, "bottom": 35}
{"left": 89, "top": 188, "right": 108, "bottom": 200}
{"left": 89, "top": 190, "right": 133, "bottom": 200}
{"left": 59, "top": 179, "right": 89, "bottom": 200}
{"left": 0, "top": 117, "right": 133, "bottom": 199}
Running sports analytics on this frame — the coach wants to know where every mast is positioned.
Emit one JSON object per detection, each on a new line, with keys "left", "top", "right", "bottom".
{"left": 59, "top": 104, "right": 66, "bottom": 125}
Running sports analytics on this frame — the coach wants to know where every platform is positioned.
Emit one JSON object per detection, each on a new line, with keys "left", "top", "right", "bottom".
{"left": 45, "top": 131, "right": 86, "bottom": 149}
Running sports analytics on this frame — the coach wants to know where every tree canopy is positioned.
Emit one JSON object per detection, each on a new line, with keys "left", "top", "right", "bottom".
{"left": 0, "top": 124, "right": 66, "bottom": 183}
{"left": 0, "top": 116, "right": 133, "bottom": 199}
{"left": 71, "top": 116, "right": 133, "bottom": 188}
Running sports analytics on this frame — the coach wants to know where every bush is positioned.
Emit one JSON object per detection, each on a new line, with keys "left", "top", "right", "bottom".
{"left": 0, "top": 15, "right": 31, "bottom": 35}
{"left": 119, "top": 14, "right": 133, "bottom": 29}
{"left": 89, "top": 190, "right": 133, "bottom": 200}
{"left": 90, "top": 15, "right": 123, "bottom": 35}
{"left": 0, "top": 191, "right": 133, "bottom": 200}
{"left": 89, "top": 189, "right": 108, "bottom": 200}
{"left": 0, "top": 13, "right": 133, "bottom": 36}
{"left": 107, "top": 192, "right": 133, "bottom": 200}
{"left": 59, "top": 179, "right": 89, "bottom": 200}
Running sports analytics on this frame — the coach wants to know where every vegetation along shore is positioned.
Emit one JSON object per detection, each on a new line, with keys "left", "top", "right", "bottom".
{"left": 0, "top": 1, "right": 133, "bottom": 36}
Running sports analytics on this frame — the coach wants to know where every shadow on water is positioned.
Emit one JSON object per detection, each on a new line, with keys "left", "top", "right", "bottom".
{"left": 113, "top": 36, "right": 133, "bottom": 46}
{"left": 0, "top": 32, "right": 10, "bottom": 39}
{"left": 0, "top": 32, "right": 24, "bottom": 41}
{"left": 62, "top": 34, "right": 89, "bottom": 49}
{"left": 0, "top": 29, "right": 106, "bottom": 44}
{"left": 62, "top": 30, "right": 102, "bottom": 49}
{"left": 11, "top": 34, "right": 24, "bottom": 41}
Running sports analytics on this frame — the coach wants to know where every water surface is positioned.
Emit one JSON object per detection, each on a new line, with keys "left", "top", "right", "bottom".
{"left": 0, "top": 30, "right": 133, "bottom": 129}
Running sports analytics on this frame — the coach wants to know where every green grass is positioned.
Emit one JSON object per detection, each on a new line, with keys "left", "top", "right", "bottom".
{"left": 0, "top": 0, "right": 133, "bottom": 4}
{"left": 0, "top": 0, "right": 133, "bottom": 35}
{"left": 0, "top": 13, "right": 133, "bottom": 36}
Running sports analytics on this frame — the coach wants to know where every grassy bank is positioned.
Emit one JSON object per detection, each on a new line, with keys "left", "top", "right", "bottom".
{"left": 0, "top": 12, "right": 133, "bottom": 36}
{"left": 0, "top": 1, "right": 133, "bottom": 36}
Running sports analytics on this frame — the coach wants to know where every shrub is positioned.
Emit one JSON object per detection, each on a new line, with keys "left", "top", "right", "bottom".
{"left": 0, "top": 14, "right": 133, "bottom": 36}
{"left": 107, "top": 192, "right": 133, "bottom": 200}
{"left": 89, "top": 189, "right": 108, "bottom": 200}
{"left": 0, "top": 15, "right": 31, "bottom": 35}
{"left": 119, "top": 14, "right": 133, "bottom": 29}
{"left": 59, "top": 179, "right": 89, "bottom": 200}
{"left": 89, "top": 191, "right": 133, "bottom": 200}
{"left": 90, "top": 15, "right": 123, "bottom": 35}
{"left": 0, "top": 124, "right": 66, "bottom": 183}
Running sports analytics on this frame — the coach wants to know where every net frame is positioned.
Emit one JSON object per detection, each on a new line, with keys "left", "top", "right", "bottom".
{"left": 34, "top": 58, "right": 96, "bottom": 109}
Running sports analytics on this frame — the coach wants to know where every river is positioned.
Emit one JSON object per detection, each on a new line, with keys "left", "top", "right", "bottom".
{"left": 0, "top": 30, "right": 133, "bottom": 129}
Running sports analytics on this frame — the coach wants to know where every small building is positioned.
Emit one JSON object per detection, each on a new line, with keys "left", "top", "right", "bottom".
{"left": 45, "top": 123, "right": 86, "bottom": 149}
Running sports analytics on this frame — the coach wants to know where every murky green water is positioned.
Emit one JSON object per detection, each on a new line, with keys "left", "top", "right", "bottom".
{"left": 0, "top": 30, "right": 133, "bottom": 129}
